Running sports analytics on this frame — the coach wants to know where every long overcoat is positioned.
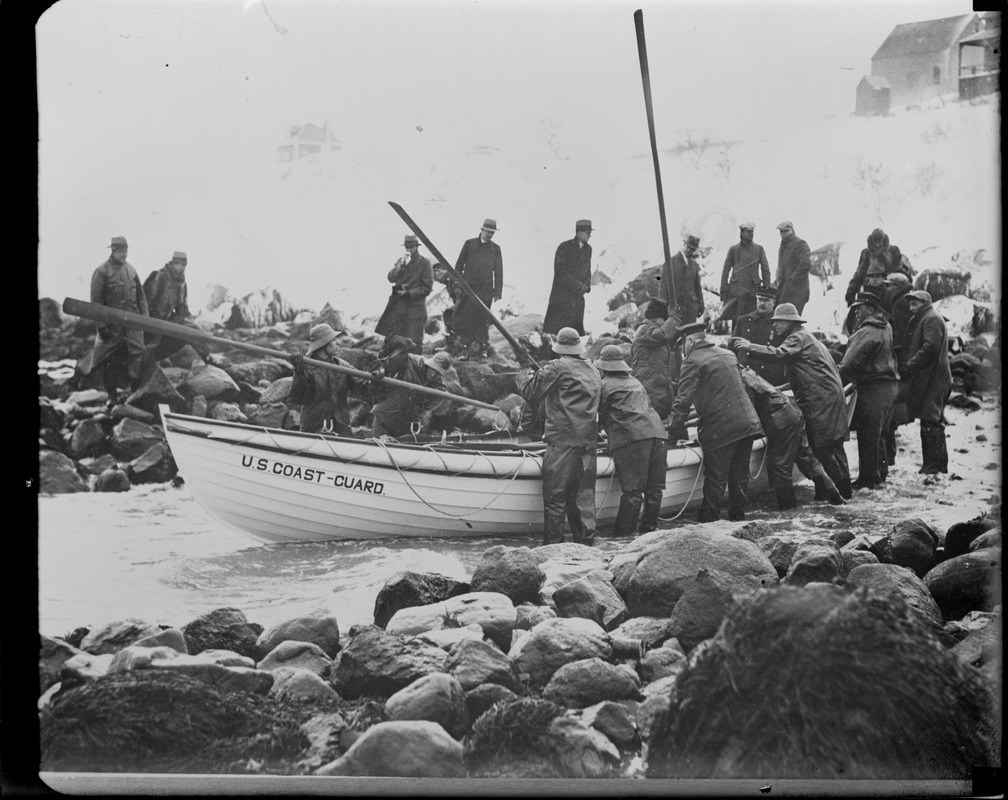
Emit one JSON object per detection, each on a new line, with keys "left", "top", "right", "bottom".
{"left": 630, "top": 316, "right": 678, "bottom": 418}
{"left": 838, "top": 314, "right": 899, "bottom": 386}
{"left": 452, "top": 236, "right": 503, "bottom": 342}
{"left": 901, "top": 301, "right": 952, "bottom": 424}
{"left": 88, "top": 257, "right": 149, "bottom": 367}
{"left": 517, "top": 356, "right": 601, "bottom": 448}
{"left": 543, "top": 238, "right": 592, "bottom": 335}
{"left": 298, "top": 356, "right": 354, "bottom": 434}
{"left": 775, "top": 236, "right": 812, "bottom": 313}
{"left": 597, "top": 372, "right": 667, "bottom": 451}
{"left": 375, "top": 252, "right": 433, "bottom": 345}
{"left": 721, "top": 241, "right": 771, "bottom": 308}
{"left": 144, "top": 264, "right": 190, "bottom": 323}
{"left": 659, "top": 251, "right": 704, "bottom": 323}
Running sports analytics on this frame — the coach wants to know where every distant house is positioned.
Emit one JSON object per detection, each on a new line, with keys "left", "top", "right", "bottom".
{"left": 867, "top": 13, "right": 980, "bottom": 109}
{"left": 958, "top": 12, "right": 1000, "bottom": 101}
{"left": 855, "top": 75, "right": 891, "bottom": 117}
{"left": 277, "top": 120, "right": 341, "bottom": 162}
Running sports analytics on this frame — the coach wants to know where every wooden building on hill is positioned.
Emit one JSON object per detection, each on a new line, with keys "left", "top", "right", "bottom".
{"left": 277, "top": 120, "right": 341, "bottom": 162}
{"left": 958, "top": 11, "right": 1001, "bottom": 101}
{"left": 855, "top": 75, "right": 891, "bottom": 117}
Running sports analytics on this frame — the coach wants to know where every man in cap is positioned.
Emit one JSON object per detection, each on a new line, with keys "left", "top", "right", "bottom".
{"left": 839, "top": 292, "right": 900, "bottom": 490}
{"left": 720, "top": 222, "right": 771, "bottom": 322}
{"left": 544, "top": 219, "right": 594, "bottom": 336}
{"left": 517, "top": 327, "right": 602, "bottom": 545}
{"left": 630, "top": 298, "right": 681, "bottom": 419}
{"left": 901, "top": 290, "right": 952, "bottom": 474}
{"left": 660, "top": 234, "right": 705, "bottom": 324}
{"left": 375, "top": 234, "right": 433, "bottom": 353}
{"left": 290, "top": 323, "right": 357, "bottom": 434}
{"left": 731, "top": 302, "right": 852, "bottom": 499}
{"left": 731, "top": 284, "right": 787, "bottom": 387}
{"left": 882, "top": 271, "right": 914, "bottom": 465}
{"left": 449, "top": 218, "right": 504, "bottom": 360}
{"left": 845, "top": 228, "right": 908, "bottom": 307}
{"left": 774, "top": 221, "right": 812, "bottom": 314}
{"left": 368, "top": 334, "right": 447, "bottom": 438}
{"left": 668, "top": 322, "right": 763, "bottom": 523}
{"left": 139, "top": 250, "right": 195, "bottom": 380}
{"left": 84, "top": 236, "right": 149, "bottom": 403}
{"left": 595, "top": 344, "right": 669, "bottom": 535}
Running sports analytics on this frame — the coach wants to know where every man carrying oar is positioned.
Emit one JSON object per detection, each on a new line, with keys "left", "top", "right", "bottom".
{"left": 369, "top": 335, "right": 447, "bottom": 438}
{"left": 289, "top": 323, "right": 358, "bottom": 435}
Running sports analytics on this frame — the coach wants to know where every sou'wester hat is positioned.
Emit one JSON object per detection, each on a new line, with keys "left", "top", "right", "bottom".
{"left": 576, "top": 219, "right": 593, "bottom": 232}
{"left": 771, "top": 303, "right": 805, "bottom": 323}
{"left": 481, "top": 219, "right": 498, "bottom": 232}
{"left": 594, "top": 344, "right": 631, "bottom": 372}
{"left": 172, "top": 250, "right": 188, "bottom": 263}
{"left": 552, "top": 327, "right": 585, "bottom": 355}
{"left": 423, "top": 351, "right": 453, "bottom": 376}
{"left": 109, "top": 236, "right": 128, "bottom": 249}
{"left": 674, "top": 321, "right": 707, "bottom": 343}
{"left": 305, "top": 323, "right": 342, "bottom": 356}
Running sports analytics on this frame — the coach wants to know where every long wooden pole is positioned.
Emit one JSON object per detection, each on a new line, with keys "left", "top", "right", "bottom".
{"left": 62, "top": 298, "right": 501, "bottom": 412}
{"left": 634, "top": 9, "right": 677, "bottom": 312}
{"left": 388, "top": 201, "right": 540, "bottom": 369}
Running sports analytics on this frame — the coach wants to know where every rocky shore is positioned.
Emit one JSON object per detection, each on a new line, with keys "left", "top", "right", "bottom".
{"left": 39, "top": 516, "right": 1001, "bottom": 779}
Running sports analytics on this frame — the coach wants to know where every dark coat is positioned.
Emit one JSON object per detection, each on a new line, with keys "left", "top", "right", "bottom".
{"left": 901, "top": 301, "right": 952, "bottom": 425}
{"left": 144, "top": 264, "right": 190, "bottom": 323}
{"left": 598, "top": 372, "right": 667, "bottom": 451}
{"left": 375, "top": 252, "right": 433, "bottom": 345}
{"left": 370, "top": 354, "right": 446, "bottom": 430}
{"left": 517, "top": 356, "right": 601, "bottom": 447}
{"left": 748, "top": 325, "right": 849, "bottom": 448}
{"left": 543, "top": 238, "right": 592, "bottom": 335}
{"left": 90, "top": 257, "right": 148, "bottom": 353}
{"left": 886, "top": 284, "right": 914, "bottom": 370}
{"left": 659, "top": 251, "right": 705, "bottom": 323}
{"left": 452, "top": 236, "right": 503, "bottom": 342}
{"left": 838, "top": 314, "right": 899, "bottom": 386}
{"left": 668, "top": 340, "right": 762, "bottom": 451}
{"left": 845, "top": 230, "right": 908, "bottom": 305}
{"left": 731, "top": 310, "right": 786, "bottom": 386}
{"left": 721, "top": 241, "right": 771, "bottom": 305}
{"left": 298, "top": 356, "right": 354, "bottom": 434}
{"left": 775, "top": 235, "right": 812, "bottom": 313}
{"left": 630, "top": 316, "right": 678, "bottom": 418}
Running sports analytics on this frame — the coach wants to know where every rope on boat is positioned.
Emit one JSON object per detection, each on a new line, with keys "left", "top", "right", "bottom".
{"left": 658, "top": 442, "right": 705, "bottom": 522}
{"left": 749, "top": 436, "right": 769, "bottom": 480}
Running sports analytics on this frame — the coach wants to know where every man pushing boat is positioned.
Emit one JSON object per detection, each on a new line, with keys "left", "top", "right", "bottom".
{"left": 369, "top": 335, "right": 447, "bottom": 438}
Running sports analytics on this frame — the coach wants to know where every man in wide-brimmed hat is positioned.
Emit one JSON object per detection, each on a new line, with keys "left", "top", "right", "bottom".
{"left": 445, "top": 218, "right": 503, "bottom": 360}
{"left": 82, "top": 236, "right": 150, "bottom": 405}
{"left": 839, "top": 292, "right": 900, "bottom": 490}
{"left": 774, "top": 221, "right": 811, "bottom": 314}
{"left": 517, "top": 327, "right": 601, "bottom": 545}
{"left": 595, "top": 344, "right": 669, "bottom": 534}
{"left": 375, "top": 234, "right": 433, "bottom": 352}
{"left": 660, "top": 234, "right": 705, "bottom": 324}
{"left": 720, "top": 222, "right": 771, "bottom": 323}
{"left": 630, "top": 297, "right": 681, "bottom": 419}
{"left": 368, "top": 334, "right": 446, "bottom": 438}
{"left": 901, "top": 290, "right": 952, "bottom": 475}
{"left": 420, "top": 350, "right": 466, "bottom": 435}
{"left": 731, "top": 283, "right": 786, "bottom": 387}
{"left": 289, "top": 322, "right": 356, "bottom": 434}
{"left": 544, "top": 219, "right": 594, "bottom": 336}
{"left": 668, "top": 322, "right": 763, "bottom": 523}
{"left": 139, "top": 249, "right": 196, "bottom": 381}
{"left": 731, "top": 302, "right": 852, "bottom": 499}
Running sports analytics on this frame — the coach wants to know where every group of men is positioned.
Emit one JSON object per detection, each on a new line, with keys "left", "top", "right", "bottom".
{"left": 83, "top": 236, "right": 193, "bottom": 405}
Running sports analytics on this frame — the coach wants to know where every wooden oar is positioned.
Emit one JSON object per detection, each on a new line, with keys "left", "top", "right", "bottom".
{"left": 62, "top": 298, "right": 501, "bottom": 413}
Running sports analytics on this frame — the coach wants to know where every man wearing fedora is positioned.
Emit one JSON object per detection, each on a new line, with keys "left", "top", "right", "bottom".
{"left": 901, "top": 290, "right": 952, "bottom": 474}
{"left": 517, "top": 327, "right": 602, "bottom": 545}
{"left": 450, "top": 218, "right": 504, "bottom": 360}
{"left": 84, "top": 236, "right": 149, "bottom": 403}
{"left": 839, "top": 292, "right": 900, "bottom": 490}
{"left": 139, "top": 249, "right": 195, "bottom": 380}
{"left": 630, "top": 298, "right": 681, "bottom": 419}
{"left": 732, "top": 302, "right": 852, "bottom": 499}
{"left": 720, "top": 222, "right": 771, "bottom": 323}
{"left": 375, "top": 234, "right": 433, "bottom": 353}
{"left": 668, "top": 322, "right": 763, "bottom": 523}
{"left": 595, "top": 344, "right": 669, "bottom": 535}
{"left": 774, "top": 221, "right": 812, "bottom": 314}
{"left": 369, "top": 334, "right": 446, "bottom": 438}
{"left": 544, "top": 219, "right": 594, "bottom": 336}
{"left": 660, "top": 234, "right": 705, "bottom": 324}
{"left": 731, "top": 284, "right": 786, "bottom": 387}
{"left": 290, "top": 322, "right": 356, "bottom": 434}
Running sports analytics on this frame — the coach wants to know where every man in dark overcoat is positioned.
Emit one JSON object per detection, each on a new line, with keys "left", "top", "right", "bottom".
{"left": 375, "top": 234, "right": 433, "bottom": 353}
{"left": 139, "top": 249, "right": 195, "bottom": 379}
{"left": 901, "top": 290, "right": 952, "bottom": 474}
{"left": 290, "top": 323, "right": 356, "bottom": 435}
{"left": 85, "top": 235, "right": 149, "bottom": 402}
{"left": 451, "top": 218, "right": 503, "bottom": 359}
{"left": 630, "top": 298, "right": 680, "bottom": 419}
{"left": 774, "top": 221, "right": 811, "bottom": 314}
{"left": 720, "top": 222, "right": 771, "bottom": 322}
{"left": 882, "top": 271, "right": 915, "bottom": 465}
{"left": 844, "top": 228, "right": 910, "bottom": 307}
{"left": 732, "top": 302, "right": 852, "bottom": 499}
{"left": 668, "top": 323, "right": 763, "bottom": 523}
{"left": 839, "top": 293, "right": 900, "bottom": 490}
{"left": 731, "top": 285, "right": 786, "bottom": 387}
{"left": 659, "top": 235, "right": 705, "bottom": 324}
{"left": 544, "top": 219, "right": 593, "bottom": 335}
{"left": 369, "top": 335, "right": 446, "bottom": 438}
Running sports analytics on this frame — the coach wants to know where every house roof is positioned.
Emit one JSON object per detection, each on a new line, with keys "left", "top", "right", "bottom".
{"left": 872, "top": 13, "right": 978, "bottom": 60}
{"left": 959, "top": 28, "right": 1000, "bottom": 45}
{"left": 858, "top": 75, "right": 891, "bottom": 89}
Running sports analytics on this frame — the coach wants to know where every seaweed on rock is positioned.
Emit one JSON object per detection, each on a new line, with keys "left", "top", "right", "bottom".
{"left": 464, "top": 697, "right": 566, "bottom": 778}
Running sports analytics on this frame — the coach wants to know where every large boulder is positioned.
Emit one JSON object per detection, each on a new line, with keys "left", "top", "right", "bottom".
{"left": 125, "top": 442, "right": 177, "bottom": 484}
{"left": 944, "top": 514, "right": 1001, "bottom": 559}
{"left": 783, "top": 541, "right": 843, "bottom": 586}
{"left": 256, "top": 641, "right": 334, "bottom": 677}
{"left": 109, "top": 418, "right": 164, "bottom": 462}
{"left": 383, "top": 672, "right": 468, "bottom": 739}
{"left": 178, "top": 364, "right": 241, "bottom": 402}
{"left": 844, "top": 563, "right": 944, "bottom": 628}
{"left": 444, "top": 638, "right": 522, "bottom": 693}
{"left": 268, "top": 666, "right": 339, "bottom": 703}
{"left": 181, "top": 607, "right": 263, "bottom": 660}
{"left": 79, "top": 619, "right": 163, "bottom": 656}
{"left": 469, "top": 546, "right": 543, "bottom": 605}
{"left": 923, "top": 548, "right": 1002, "bottom": 620}
{"left": 328, "top": 625, "right": 447, "bottom": 699}
{"left": 373, "top": 571, "right": 470, "bottom": 629}
{"left": 39, "top": 450, "right": 89, "bottom": 494}
{"left": 551, "top": 569, "right": 628, "bottom": 631}
{"left": 40, "top": 636, "right": 85, "bottom": 694}
{"left": 315, "top": 720, "right": 464, "bottom": 778}
{"left": 126, "top": 367, "right": 189, "bottom": 416}
{"left": 757, "top": 536, "right": 800, "bottom": 579}
{"left": 255, "top": 614, "right": 341, "bottom": 660}
{"left": 386, "top": 592, "right": 517, "bottom": 652}
{"left": 667, "top": 569, "right": 764, "bottom": 651}
{"left": 69, "top": 418, "right": 108, "bottom": 459}
{"left": 508, "top": 617, "right": 612, "bottom": 687}
{"left": 538, "top": 555, "right": 610, "bottom": 607}
{"left": 869, "top": 518, "right": 938, "bottom": 577}
{"left": 542, "top": 657, "right": 641, "bottom": 709}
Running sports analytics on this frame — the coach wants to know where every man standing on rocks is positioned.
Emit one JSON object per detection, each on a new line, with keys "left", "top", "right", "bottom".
{"left": 731, "top": 303, "right": 852, "bottom": 499}
{"left": 901, "top": 290, "right": 952, "bottom": 475}
{"left": 85, "top": 236, "right": 149, "bottom": 404}
{"left": 544, "top": 219, "right": 594, "bottom": 336}
{"left": 731, "top": 285, "right": 786, "bottom": 387}
{"left": 845, "top": 228, "right": 909, "bottom": 307}
{"left": 839, "top": 293, "right": 900, "bottom": 490}
{"left": 660, "top": 234, "right": 705, "bottom": 324}
{"left": 668, "top": 323, "right": 763, "bottom": 523}
{"left": 375, "top": 234, "right": 433, "bottom": 353}
{"left": 774, "top": 221, "right": 811, "bottom": 314}
{"left": 290, "top": 323, "right": 356, "bottom": 435}
{"left": 595, "top": 344, "right": 669, "bottom": 535}
{"left": 720, "top": 222, "right": 771, "bottom": 323}
{"left": 517, "top": 327, "right": 601, "bottom": 545}
{"left": 140, "top": 249, "right": 194, "bottom": 379}
{"left": 451, "top": 218, "right": 503, "bottom": 361}
{"left": 369, "top": 335, "right": 446, "bottom": 438}
{"left": 630, "top": 298, "right": 681, "bottom": 419}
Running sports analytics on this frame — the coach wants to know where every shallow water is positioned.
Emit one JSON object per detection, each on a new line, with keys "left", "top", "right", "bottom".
{"left": 38, "top": 399, "right": 1001, "bottom": 639}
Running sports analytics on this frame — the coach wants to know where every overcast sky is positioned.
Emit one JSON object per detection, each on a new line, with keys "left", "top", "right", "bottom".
{"left": 37, "top": 0, "right": 988, "bottom": 307}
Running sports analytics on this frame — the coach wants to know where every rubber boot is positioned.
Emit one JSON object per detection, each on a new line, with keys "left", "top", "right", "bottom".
{"left": 775, "top": 485, "right": 797, "bottom": 510}
{"left": 837, "top": 478, "right": 853, "bottom": 501}
{"left": 638, "top": 499, "right": 661, "bottom": 533}
{"left": 813, "top": 477, "right": 827, "bottom": 501}
{"left": 919, "top": 425, "right": 943, "bottom": 474}
{"left": 936, "top": 426, "right": 949, "bottom": 473}
{"left": 613, "top": 495, "right": 642, "bottom": 538}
